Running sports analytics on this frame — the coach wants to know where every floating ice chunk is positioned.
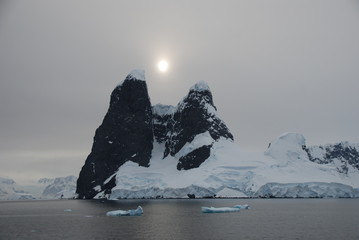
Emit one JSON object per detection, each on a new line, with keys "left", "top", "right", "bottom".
{"left": 233, "top": 204, "right": 250, "bottom": 209}
{"left": 201, "top": 206, "right": 240, "bottom": 213}
{"left": 64, "top": 209, "right": 72, "bottom": 212}
{"left": 106, "top": 206, "right": 143, "bottom": 216}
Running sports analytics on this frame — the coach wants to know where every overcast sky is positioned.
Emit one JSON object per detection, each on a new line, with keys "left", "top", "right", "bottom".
{"left": 1, "top": 0, "right": 359, "bottom": 185}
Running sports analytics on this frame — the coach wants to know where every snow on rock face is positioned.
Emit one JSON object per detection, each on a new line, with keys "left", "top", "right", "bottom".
{"left": 175, "top": 131, "right": 214, "bottom": 159}
{"left": 128, "top": 69, "right": 145, "bottom": 81}
{"left": 163, "top": 79, "right": 233, "bottom": 169}
{"left": 265, "top": 132, "right": 308, "bottom": 161}
{"left": 255, "top": 182, "right": 356, "bottom": 198}
{"left": 305, "top": 142, "right": 359, "bottom": 174}
{"left": 189, "top": 80, "right": 210, "bottom": 92}
{"left": 152, "top": 83, "right": 234, "bottom": 169}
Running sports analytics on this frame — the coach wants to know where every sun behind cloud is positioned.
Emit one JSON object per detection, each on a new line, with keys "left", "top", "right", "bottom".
{"left": 158, "top": 60, "right": 169, "bottom": 72}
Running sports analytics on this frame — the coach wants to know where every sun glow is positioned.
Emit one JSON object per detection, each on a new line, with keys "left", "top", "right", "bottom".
{"left": 158, "top": 60, "right": 169, "bottom": 72}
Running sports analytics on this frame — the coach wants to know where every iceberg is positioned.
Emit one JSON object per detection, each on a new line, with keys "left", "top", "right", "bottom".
{"left": 201, "top": 206, "right": 240, "bottom": 213}
{"left": 233, "top": 204, "right": 250, "bottom": 209}
{"left": 106, "top": 206, "right": 143, "bottom": 216}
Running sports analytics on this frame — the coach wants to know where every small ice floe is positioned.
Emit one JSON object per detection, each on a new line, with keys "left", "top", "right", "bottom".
{"left": 106, "top": 206, "right": 143, "bottom": 216}
{"left": 201, "top": 207, "right": 240, "bottom": 213}
{"left": 233, "top": 204, "right": 250, "bottom": 210}
{"left": 64, "top": 209, "right": 72, "bottom": 212}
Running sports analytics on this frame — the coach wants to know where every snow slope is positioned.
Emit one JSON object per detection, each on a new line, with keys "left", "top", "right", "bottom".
{"left": 93, "top": 133, "right": 359, "bottom": 199}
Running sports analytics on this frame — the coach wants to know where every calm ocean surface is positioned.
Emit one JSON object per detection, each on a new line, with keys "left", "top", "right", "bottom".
{"left": 0, "top": 198, "right": 358, "bottom": 240}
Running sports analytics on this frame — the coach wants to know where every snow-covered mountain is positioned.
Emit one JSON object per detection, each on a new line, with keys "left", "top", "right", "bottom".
{"left": 41, "top": 176, "right": 77, "bottom": 199}
{"left": 77, "top": 70, "right": 233, "bottom": 199}
{"left": 0, "top": 177, "right": 35, "bottom": 200}
{"left": 77, "top": 70, "right": 359, "bottom": 199}
{"left": 0, "top": 176, "right": 77, "bottom": 200}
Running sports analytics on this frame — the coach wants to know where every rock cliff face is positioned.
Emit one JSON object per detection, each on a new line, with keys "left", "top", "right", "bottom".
{"left": 163, "top": 81, "right": 233, "bottom": 163}
{"left": 152, "top": 104, "right": 176, "bottom": 144}
{"left": 153, "top": 82, "right": 233, "bottom": 170}
{"left": 77, "top": 70, "right": 233, "bottom": 199}
{"left": 304, "top": 142, "right": 359, "bottom": 174}
{"left": 76, "top": 70, "right": 153, "bottom": 199}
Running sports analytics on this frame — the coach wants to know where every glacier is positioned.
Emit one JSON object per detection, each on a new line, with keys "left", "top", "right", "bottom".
{"left": 94, "top": 133, "right": 359, "bottom": 199}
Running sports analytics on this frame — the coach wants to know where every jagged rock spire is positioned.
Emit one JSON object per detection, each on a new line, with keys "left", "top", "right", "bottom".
{"left": 76, "top": 70, "right": 153, "bottom": 199}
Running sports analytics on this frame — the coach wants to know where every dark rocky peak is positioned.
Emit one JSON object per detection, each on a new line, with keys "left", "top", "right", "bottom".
{"left": 177, "top": 81, "right": 215, "bottom": 112}
{"left": 164, "top": 81, "right": 234, "bottom": 169}
{"left": 76, "top": 70, "right": 153, "bottom": 199}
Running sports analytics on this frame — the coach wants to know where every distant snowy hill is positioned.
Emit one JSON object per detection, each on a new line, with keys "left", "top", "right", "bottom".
{"left": 0, "top": 178, "right": 35, "bottom": 200}
{"left": 41, "top": 176, "right": 77, "bottom": 199}
{"left": 76, "top": 70, "right": 359, "bottom": 199}
{"left": 0, "top": 176, "right": 77, "bottom": 200}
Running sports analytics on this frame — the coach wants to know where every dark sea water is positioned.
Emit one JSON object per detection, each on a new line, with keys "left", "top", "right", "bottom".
{"left": 0, "top": 199, "right": 358, "bottom": 240}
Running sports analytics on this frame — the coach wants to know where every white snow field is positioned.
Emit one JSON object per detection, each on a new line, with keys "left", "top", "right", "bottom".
{"left": 106, "top": 206, "right": 143, "bottom": 216}
{"left": 93, "top": 133, "right": 359, "bottom": 199}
